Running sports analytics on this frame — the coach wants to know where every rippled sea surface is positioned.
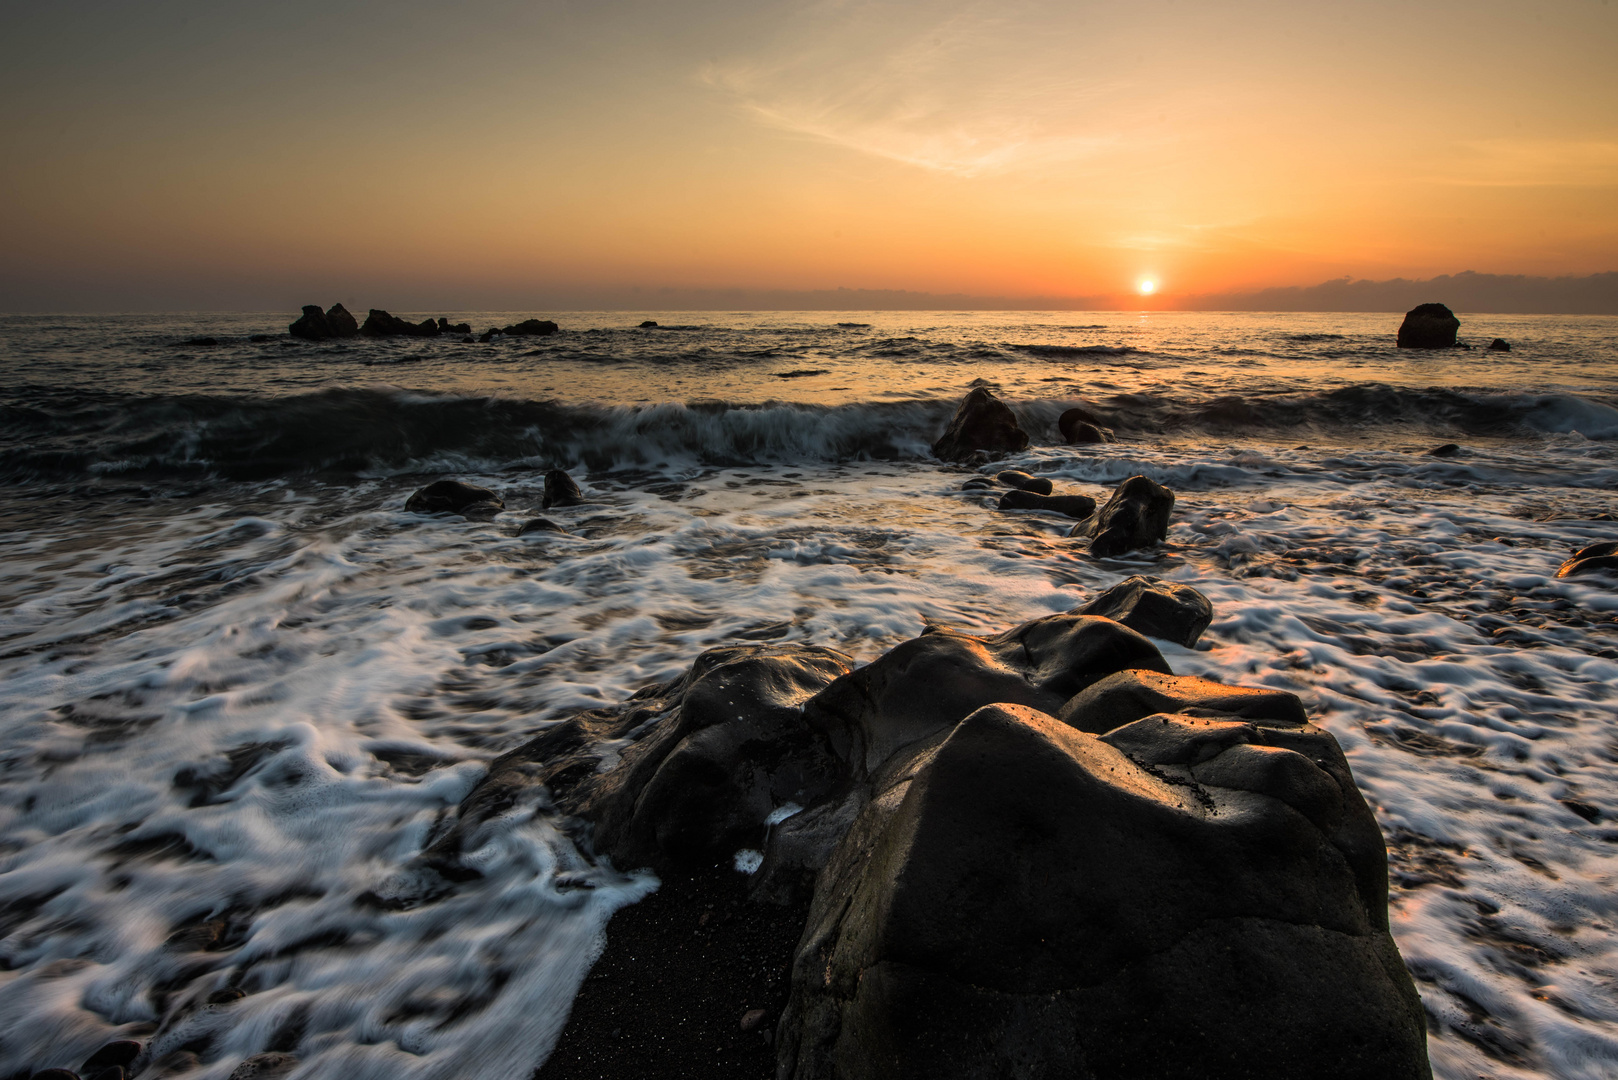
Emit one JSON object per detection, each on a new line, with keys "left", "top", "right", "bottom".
{"left": 2, "top": 310, "right": 1616, "bottom": 1079}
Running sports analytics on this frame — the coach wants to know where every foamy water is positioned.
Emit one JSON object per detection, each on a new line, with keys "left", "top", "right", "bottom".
{"left": 1, "top": 311, "right": 1616, "bottom": 1078}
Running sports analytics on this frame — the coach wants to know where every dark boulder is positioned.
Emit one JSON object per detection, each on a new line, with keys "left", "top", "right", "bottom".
{"left": 1074, "top": 574, "right": 1213, "bottom": 647}
{"left": 1057, "top": 667, "right": 1308, "bottom": 733}
{"left": 404, "top": 479, "right": 504, "bottom": 518}
{"left": 325, "top": 303, "right": 358, "bottom": 337}
{"left": 639, "top": 320, "right": 659, "bottom": 328}
{"left": 1396, "top": 303, "right": 1460, "bottom": 348}
{"left": 1427, "top": 443, "right": 1462, "bottom": 457}
{"left": 778, "top": 703, "right": 1428, "bottom": 1080}
{"left": 1059, "top": 407, "right": 1117, "bottom": 444}
{"left": 996, "top": 490, "right": 1096, "bottom": 519}
{"left": 960, "top": 477, "right": 996, "bottom": 491}
{"left": 931, "top": 388, "right": 1028, "bottom": 462}
{"left": 542, "top": 469, "right": 584, "bottom": 509}
{"left": 290, "top": 303, "right": 359, "bottom": 340}
{"left": 436, "top": 317, "right": 472, "bottom": 334}
{"left": 1556, "top": 540, "right": 1618, "bottom": 579}
{"left": 517, "top": 516, "right": 567, "bottom": 536}
{"left": 82, "top": 1043, "right": 142, "bottom": 1074}
{"left": 1487, "top": 338, "right": 1511, "bottom": 351}
{"left": 995, "top": 470, "right": 1053, "bottom": 495}
{"left": 361, "top": 309, "right": 439, "bottom": 337}
{"left": 480, "top": 318, "right": 560, "bottom": 341}
{"left": 31, "top": 1072, "right": 80, "bottom": 1080}
{"left": 1072, "top": 474, "right": 1174, "bottom": 558}
{"left": 803, "top": 614, "right": 1169, "bottom": 777}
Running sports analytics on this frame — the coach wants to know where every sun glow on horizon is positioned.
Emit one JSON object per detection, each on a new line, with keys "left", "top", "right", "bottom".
{"left": 1138, "top": 279, "right": 1157, "bottom": 295}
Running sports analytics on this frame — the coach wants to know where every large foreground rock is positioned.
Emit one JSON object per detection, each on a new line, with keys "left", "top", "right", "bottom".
{"left": 1075, "top": 575, "right": 1212, "bottom": 646}
{"left": 778, "top": 703, "right": 1428, "bottom": 1080}
{"left": 1396, "top": 303, "right": 1460, "bottom": 348}
{"left": 931, "top": 388, "right": 1028, "bottom": 462}
{"left": 1072, "top": 475, "right": 1174, "bottom": 558}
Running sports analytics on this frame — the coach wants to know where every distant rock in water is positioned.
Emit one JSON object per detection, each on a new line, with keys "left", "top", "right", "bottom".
{"left": 931, "top": 387, "right": 1028, "bottom": 462}
{"left": 1075, "top": 575, "right": 1213, "bottom": 647}
{"left": 996, "top": 470, "right": 1052, "bottom": 495}
{"left": 362, "top": 309, "right": 439, "bottom": 338}
{"left": 174, "top": 336, "right": 221, "bottom": 347}
{"left": 542, "top": 469, "right": 585, "bottom": 509}
{"left": 480, "top": 319, "right": 560, "bottom": 342}
{"left": 639, "top": 320, "right": 659, "bottom": 328}
{"left": 1058, "top": 407, "right": 1116, "bottom": 444}
{"left": 1488, "top": 337, "right": 1512, "bottom": 351}
{"left": 1396, "top": 303, "right": 1460, "bottom": 348}
{"left": 1556, "top": 540, "right": 1618, "bottom": 579}
{"left": 289, "top": 303, "right": 360, "bottom": 341}
{"left": 1074, "top": 474, "right": 1175, "bottom": 558}
{"left": 436, "top": 317, "right": 472, "bottom": 335}
{"left": 1427, "top": 443, "right": 1462, "bottom": 457}
{"left": 997, "top": 490, "right": 1096, "bottom": 519}
{"left": 404, "top": 479, "right": 503, "bottom": 518}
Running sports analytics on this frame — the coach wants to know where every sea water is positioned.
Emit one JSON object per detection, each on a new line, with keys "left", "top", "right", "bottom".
{"left": 1, "top": 310, "right": 1616, "bottom": 1079}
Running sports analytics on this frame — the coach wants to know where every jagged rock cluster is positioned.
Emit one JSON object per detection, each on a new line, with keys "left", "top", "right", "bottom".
{"left": 442, "top": 581, "right": 1431, "bottom": 1079}
{"left": 286, "top": 304, "right": 556, "bottom": 342}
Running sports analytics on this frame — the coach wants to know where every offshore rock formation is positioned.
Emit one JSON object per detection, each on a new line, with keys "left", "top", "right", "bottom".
{"left": 1396, "top": 303, "right": 1461, "bottom": 348}
{"left": 448, "top": 592, "right": 1430, "bottom": 1080}
{"left": 361, "top": 308, "right": 439, "bottom": 337}
{"left": 287, "top": 303, "right": 359, "bottom": 341}
{"left": 931, "top": 388, "right": 1029, "bottom": 461}
{"left": 480, "top": 318, "right": 560, "bottom": 341}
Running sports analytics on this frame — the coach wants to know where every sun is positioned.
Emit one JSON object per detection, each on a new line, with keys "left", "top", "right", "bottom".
{"left": 1138, "top": 279, "right": 1157, "bottom": 295}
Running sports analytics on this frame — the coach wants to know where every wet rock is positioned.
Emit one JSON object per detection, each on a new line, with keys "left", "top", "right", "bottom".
{"left": 778, "top": 703, "right": 1427, "bottom": 1080}
{"left": 1556, "top": 540, "right": 1618, "bottom": 579}
{"left": 1057, "top": 668, "right": 1308, "bottom": 733}
{"left": 995, "top": 470, "right": 1053, "bottom": 495}
{"left": 1057, "top": 405, "right": 1107, "bottom": 438}
{"left": 436, "top": 317, "right": 472, "bottom": 334}
{"left": 81, "top": 1041, "right": 142, "bottom": 1074}
{"left": 639, "top": 320, "right": 659, "bottom": 328}
{"left": 225, "top": 1053, "right": 300, "bottom": 1080}
{"left": 803, "top": 614, "right": 1170, "bottom": 777}
{"left": 517, "top": 516, "right": 567, "bottom": 536}
{"left": 404, "top": 479, "right": 504, "bottom": 517}
{"left": 1072, "top": 474, "right": 1175, "bottom": 558}
{"left": 1487, "top": 338, "right": 1511, "bottom": 351}
{"left": 1075, "top": 575, "right": 1213, "bottom": 647}
{"left": 931, "top": 387, "right": 1028, "bottom": 462}
{"left": 542, "top": 469, "right": 585, "bottom": 509}
{"left": 479, "top": 318, "right": 560, "bottom": 341}
{"left": 740, "top": 1008, "right": 769, "bottom": 1031}
{"left": 1395, "top": 302, "right": 1460, "bottom": 349}
{"left": 996, "top": 490, "right": 1097, "bottom": 519}
{"left": 324, "top": 303, "right": 358, "bottom": 337}
{"left": 1063, "top": 419, "right": 1115, "bottom": 444}
{"left": 361, "top": 309, "right": 439, "bottom": 337}
{"left": 1427, "top": 443, "right": 1462, "bottom": 457}
{"left": 960, "top": 478, "right": 996, "bottom": 491}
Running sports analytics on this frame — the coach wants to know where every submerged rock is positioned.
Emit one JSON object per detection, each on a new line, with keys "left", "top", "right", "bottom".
{"left": 1075, "top": 575, "right": 1213, "bottom": 647}
{"left": 1556, "top": 540, "right": 1618, "bottom": 579}
{"left": 404, "top": 479, "right": 503, "bottom": 518}
{"left": 1427, "top": 443, "right": 1462, "bottom": 457}
{"left": 542, "top": 469, "right": 585, "bottom": 509}
{"left": 1396, "top": 303, "right": 1460, "bottom": 349}
{"left": 995, "top": 470, "right": 1053, "bottom": 495}
{"left": 931, "top": 388, "right": 1028, "bottom": 462}
{"left": 480, "top": 318, "right": 560, "bottom": 341}
{"left": 996, "top": 490, "right": 1096, "bottom": 519}
{"left": 517, "top": 516, "right": 567, "bottom": 536}
{"left": 361, "top": 309, "right": 439, "bottom": 337}
{"left": 1073, "top": 474, "right": 1175, "bottom": 558}
{"left": 1488, "top": 337, "right": 1511, "bottom": 351}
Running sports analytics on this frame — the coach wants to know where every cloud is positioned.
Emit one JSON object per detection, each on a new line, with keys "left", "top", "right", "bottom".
{"left": 698, "top": 0, "right": 1135, "bottom": 176}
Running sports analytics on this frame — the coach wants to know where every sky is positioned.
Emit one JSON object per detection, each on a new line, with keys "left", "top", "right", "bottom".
{"left": 1, "top": 0, "right": 1615, "bottom": 311}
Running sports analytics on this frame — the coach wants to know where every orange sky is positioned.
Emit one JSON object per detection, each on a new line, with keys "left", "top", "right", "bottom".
{"left": 1, "top": 0, "right": 1614, "bottom": 309}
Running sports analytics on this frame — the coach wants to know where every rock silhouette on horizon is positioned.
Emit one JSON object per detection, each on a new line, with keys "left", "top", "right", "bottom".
{"left": 288, "top": 303, "right": 359, "bottom": 341}
{"left": 1396, "top": 303, "right": 1460, "bottom": 348}
{"left": 931, "top": 387, "right": 1029, "bottom": 461}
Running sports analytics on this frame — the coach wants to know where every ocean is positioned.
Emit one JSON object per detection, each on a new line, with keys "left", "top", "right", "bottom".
{"left": 1, "top": 309, "right": 1616, "bottom": 1080}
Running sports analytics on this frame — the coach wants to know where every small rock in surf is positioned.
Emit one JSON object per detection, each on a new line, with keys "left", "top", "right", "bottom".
{"left": 1074, "top": 474, "right": 1175, "bottom": 558}
{"left": 996, "top": 470, "right": 1053, "bottom": 495}
{"left": 1487, "top": 337, "right": 1511, "bottom": 351}
{"left": 404, "top": 479, "right": 504, "bottom": 518}
{"left": 931, "top": 387, "right": 1029, "bottom": 462}
{"left": 997, "top": 490, "right": 1096, "bottom": 519}
{"left": 543, "top": 469, "right": 585, "bottom": 509}
{"left": 1427, "top": 443, "right": 1462, "bottom": 457}
{"left": 1556, "top": 540, "right": 1618, "bottom": 579}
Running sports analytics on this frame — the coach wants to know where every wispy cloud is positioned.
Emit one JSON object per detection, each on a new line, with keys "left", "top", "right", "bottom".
{"left": 698, "top": 0, "right": 1138, "bottom": 176}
